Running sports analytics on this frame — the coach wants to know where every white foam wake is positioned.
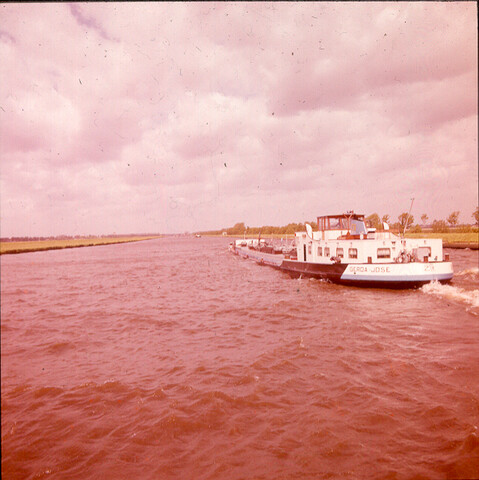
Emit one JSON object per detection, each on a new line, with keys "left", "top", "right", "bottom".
{"left": 421, "top": 281, "right": 479, "bottom": 313}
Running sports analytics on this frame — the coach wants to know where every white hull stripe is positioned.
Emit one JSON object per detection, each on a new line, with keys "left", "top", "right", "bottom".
{"left": 340, "top": 262, "right": 453, "bottom": 282}
{"left": 340, "top": 273, "right": 453, "bottom": 282}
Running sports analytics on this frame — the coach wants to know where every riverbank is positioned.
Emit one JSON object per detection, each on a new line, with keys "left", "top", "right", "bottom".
{"left": 0, "top": 236, "right": 160, "bottom": 255}
{"left": 201, "top": 231, "right": 479, "bottom": 249}
{"left": 405, "top": 232, "right": 478, "bottom": 250}
{"left": 443, "top": 242, "right": 478, "bottom": 250}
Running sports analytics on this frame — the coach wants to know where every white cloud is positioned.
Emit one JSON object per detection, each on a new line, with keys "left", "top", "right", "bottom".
{"left": 0, "top": 2, "right": 476, "bottom": 236}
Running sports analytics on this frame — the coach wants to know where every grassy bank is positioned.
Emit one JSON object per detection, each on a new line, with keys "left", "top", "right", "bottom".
{"left": 0, "top": 236, "right": 160, "bottom": 255}
{"left": 404, "top": 232, "right": 478, "bottom": 246}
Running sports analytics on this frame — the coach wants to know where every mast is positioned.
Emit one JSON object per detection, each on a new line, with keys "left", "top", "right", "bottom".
{"left": 345, "top": 210, "right": 354, "bottom": 234}
{"left": 403, "top": 197, "right": 415, "bottom": 236}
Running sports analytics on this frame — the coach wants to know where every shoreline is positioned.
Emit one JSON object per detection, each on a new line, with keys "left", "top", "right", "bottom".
{"left": 443, "top": 242, "right": 478, "bottom": 250}
{"left": 0, "top": 236, "right": 160, "bottom": 255}
{"left": 201, "top": 234, "right": 478, "bottom": 250}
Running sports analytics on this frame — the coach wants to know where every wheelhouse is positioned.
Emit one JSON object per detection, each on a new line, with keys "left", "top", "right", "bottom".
{"left": 315, "top": 213, "right": 369, "bottom": 241}
{"left": 316, "top": 213, "right": 367, "bottom": 235}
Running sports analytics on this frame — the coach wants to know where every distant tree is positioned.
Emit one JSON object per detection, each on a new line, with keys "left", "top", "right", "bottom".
{"left": 447, "top": 211, "right": 460, "bottom": 227}
{"left": 390, "top": 222, "right": 401, "bottom": 232}
{"left": 366, "top": 213, "right": 381, "bottom": 230}
{"left": 421, "top": 213, "right": 428, "bottom": 225}
{"left": 432, "top": 220, "right": 449, "bottom": 233}
{"left": 285, "top": 224, "right": 296, "bottom": 235}
{"left": 473, "top": 207, "right": 479, "bottom": 226}
{"left": 398, "top": 212, "right": 414, "bottom": 232}
{"left": 227, "top": 222, "right": 246, "bottom": 235}
{"left": 458, "top": 224, "right": 473, "bottom": 233}
{"left": 382, "top": 214, "right": 390, "bottom": 224}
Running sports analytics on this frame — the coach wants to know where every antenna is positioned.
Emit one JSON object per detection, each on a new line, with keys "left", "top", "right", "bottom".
{"left": 403, "top": 197, "right": 415, "bottom": 236}
{"left": 345, "top": 210, "right": 354, "bottom": 234}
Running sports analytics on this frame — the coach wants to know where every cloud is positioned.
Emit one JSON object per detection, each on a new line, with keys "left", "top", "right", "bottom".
{"left": 69, "top": 4, "right": 112, "bottom": 41}
{"left": 0, "top": 2, "right": 476, "bottom": 236}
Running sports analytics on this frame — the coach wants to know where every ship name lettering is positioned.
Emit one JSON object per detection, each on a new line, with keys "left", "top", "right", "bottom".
{"left": 350, "top": 266, "right": 367, "bottom": 273}
{"left": 369, "top": 266, "right": 391, "bottom": 273}
{"left": 350, "top": 266, "right": 391, "bottom": 274}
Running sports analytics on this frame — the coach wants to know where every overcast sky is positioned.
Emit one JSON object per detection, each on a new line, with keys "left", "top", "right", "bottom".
{"left": 1, "top": 2, "right": 477, "bottom": 236}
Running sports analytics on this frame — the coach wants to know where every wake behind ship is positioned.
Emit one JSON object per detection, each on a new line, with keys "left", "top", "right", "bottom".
{"left": 229, "top": 212, "right": 453, "bottom": 289}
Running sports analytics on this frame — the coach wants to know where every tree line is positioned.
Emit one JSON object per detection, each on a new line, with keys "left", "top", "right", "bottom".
{"left": 365, "top": 207, "right": 479, "bottom": 233}
{"left": 199, "top": 221, "right": 317, "bottom": 236}
{"left": 201, "top": 207, "right": 479, "bottom": 236}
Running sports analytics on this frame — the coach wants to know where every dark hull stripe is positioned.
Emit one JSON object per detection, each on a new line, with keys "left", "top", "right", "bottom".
{"left": 280, "top": 259, "right": 347, "bottom": 282}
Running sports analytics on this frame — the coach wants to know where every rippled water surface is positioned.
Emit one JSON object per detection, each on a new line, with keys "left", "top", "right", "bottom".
{"left": 2, "top": 237, "right": 479, "bottom": 479}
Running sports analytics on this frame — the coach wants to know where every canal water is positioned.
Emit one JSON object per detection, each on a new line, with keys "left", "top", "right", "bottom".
{"left": 1, "top": 237, "right": 478, "bottom": 479}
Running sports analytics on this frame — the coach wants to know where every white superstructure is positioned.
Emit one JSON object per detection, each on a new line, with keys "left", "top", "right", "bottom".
{"left": 230, "top": 212, "right": 453, "bottom": 288}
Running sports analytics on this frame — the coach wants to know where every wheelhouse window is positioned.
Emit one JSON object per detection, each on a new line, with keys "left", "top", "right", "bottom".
{"left": 317, "top": 246, "right": 322, "bottom": 256}
{"left": 324, "top": 247, "right": 330, "bottom": 257}
{"left": 336, "top": 248, "right": 344, "bottom": 258}
{"left": 317, "top": 214, "right": 366, "bottom": 232}
{"left": 349, "top": 248, "right": 358, "bottom": 259}
{"left": 330, "top": 217, "right": 341, "bottom": 229}
{"left": 377, "top": 248, "right": 391, "bottom": 259}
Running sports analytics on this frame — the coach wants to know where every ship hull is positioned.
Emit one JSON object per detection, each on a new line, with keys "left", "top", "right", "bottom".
{"left": 232, "top": 245, "right": 453, "bottom": 289}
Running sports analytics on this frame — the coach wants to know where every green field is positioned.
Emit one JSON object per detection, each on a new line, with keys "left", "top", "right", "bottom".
{"left": 404, "top": 232, "right": 478, "bottom": 245}
{"left": 0, "top": 236, "right": 159, "bottom": 255}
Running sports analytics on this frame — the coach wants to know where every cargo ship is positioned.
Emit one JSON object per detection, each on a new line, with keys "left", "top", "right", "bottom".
{"left": 229, "top": 212, "right": 453, "bottom": 289}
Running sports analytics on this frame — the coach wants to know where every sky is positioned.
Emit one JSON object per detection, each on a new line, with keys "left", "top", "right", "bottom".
{"left": 0, "top": 2, "right": 477, "bottom": 236}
